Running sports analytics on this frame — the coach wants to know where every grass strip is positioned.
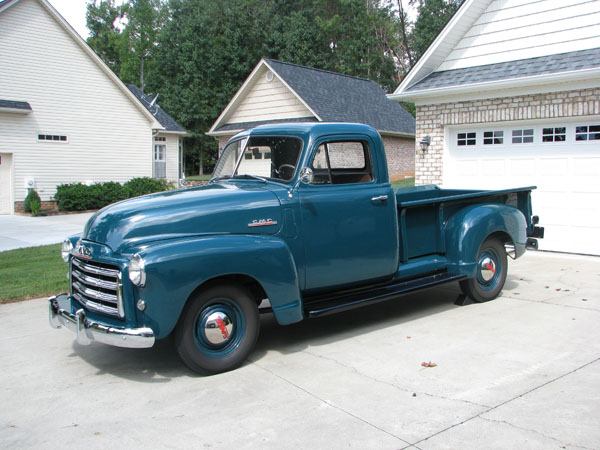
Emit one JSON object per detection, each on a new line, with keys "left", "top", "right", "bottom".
{"left": 392, "top": 177, "right": 415, "bottom": 188}
{"left": 0, "top": 244, "right": 69, "bottom": 303}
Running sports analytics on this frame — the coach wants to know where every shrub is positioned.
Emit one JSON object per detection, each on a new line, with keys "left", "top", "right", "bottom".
{"left": 123, "top": 177, "right": 168, "bottom": 198}
{"left": 54, "top": 178, "right": 169, "bottom": 211}
{"left": 55, "top": 183, "right": 89, "bottom": 211}
{"left": 24, "top": 189, "right": 41, "bottom": 215}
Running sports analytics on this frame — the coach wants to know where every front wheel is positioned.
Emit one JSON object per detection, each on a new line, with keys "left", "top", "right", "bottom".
{"left": 459, "top": 238, "right": 508, "bottom": 302}
{"left": 174, "top": 284, "right": 260, "bottom": 374}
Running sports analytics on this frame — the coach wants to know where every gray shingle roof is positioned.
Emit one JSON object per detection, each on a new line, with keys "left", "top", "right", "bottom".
{"left": 266, "top": 59, "right": 415, "bottom": 135}
{"left": 0, "top": 99, "right": 32, "bottom": 111}
{"left": 126, "top": 84, "right": 187, "bottom": 133}
{"left": 218, "top": 59, "right": 415, "bottom": 135}
{"left": 407, "top": 48, "right": 600, "bottom": 92}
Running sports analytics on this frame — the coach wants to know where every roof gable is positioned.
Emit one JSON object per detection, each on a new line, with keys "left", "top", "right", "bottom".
{"left": 210, "top": 59, "right": 415, "bottom": 136}
{"left": 0, "top": 0, "right": 162, "bottom": 129}
{"left": 391, "top": 0, "right": 600, "bottom": 100}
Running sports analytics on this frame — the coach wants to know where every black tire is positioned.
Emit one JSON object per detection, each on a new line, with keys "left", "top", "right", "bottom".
{"left": 174, "top": 284, "right": 260, "bottom": 374}
{"left": 459, "top": 237, "right": 508, "bottom": 303}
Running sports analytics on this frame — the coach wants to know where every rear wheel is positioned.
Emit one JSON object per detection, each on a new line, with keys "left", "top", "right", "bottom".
{"left": 459, "top": 238, "right": 507, "bottom": 302}
{"left": 174, "top": 284, "right": 260, "bottom": 374}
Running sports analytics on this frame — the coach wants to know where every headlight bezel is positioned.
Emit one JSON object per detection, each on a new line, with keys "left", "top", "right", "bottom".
{"left": 128, "top": 253, "right": 146, "bottom": 287}
{"left": 61, "top": 239, "right": 73, "bottom": 262}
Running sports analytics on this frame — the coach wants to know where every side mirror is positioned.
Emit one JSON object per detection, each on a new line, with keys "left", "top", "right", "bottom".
{"left": 288, "top": 167, "right": 313, "bottom": 198}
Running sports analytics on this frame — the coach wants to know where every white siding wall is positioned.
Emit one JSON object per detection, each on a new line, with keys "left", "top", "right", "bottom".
{"left": 226, "top": 66, "right": 314, "bottom": 124}
{"left": 0, "top": 0, "right": 154, "bottom": 204}
{"left": 439, "top": 0, "right": 600, "bottom": 71}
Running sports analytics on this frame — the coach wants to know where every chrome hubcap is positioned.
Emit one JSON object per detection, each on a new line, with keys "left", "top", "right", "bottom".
{"left": 480, "top": 257, "right": 496, "bottom": 282}
{"left": 204, "top": 311, "right": 234, "bottom": 345}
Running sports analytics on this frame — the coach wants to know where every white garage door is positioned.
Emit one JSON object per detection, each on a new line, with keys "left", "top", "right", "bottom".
{"left": 0, "top": 153, "right": 13, "bottom": 215}
{"left": 444, "top": 120, "right": 600, "bottom": 255}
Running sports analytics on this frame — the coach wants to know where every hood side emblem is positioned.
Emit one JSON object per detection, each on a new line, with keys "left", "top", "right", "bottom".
{"left": 248, "top": 219, "right": 278, "bottom": 228}
{"left": 75, "top": 243, "right": 92, "bottom": 259}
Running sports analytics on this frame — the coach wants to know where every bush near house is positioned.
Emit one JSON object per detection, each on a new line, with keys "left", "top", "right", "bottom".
{"left": 54, "top": 177, "right": 170, "bottom": 211}
{"left": 24, "top": 189, "right": 42, "bottom": 215}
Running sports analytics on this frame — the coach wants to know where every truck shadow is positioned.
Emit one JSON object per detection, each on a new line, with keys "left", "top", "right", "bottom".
{"left": 70, "top": 282, "right": 482, "bottom": 381}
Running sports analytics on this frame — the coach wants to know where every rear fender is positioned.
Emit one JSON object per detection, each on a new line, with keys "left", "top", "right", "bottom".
{"left": 444, "top": 203, "right": 527, "bottom": 277}
{"left": 130, "top": 235, "right": 302, "bottom": 339}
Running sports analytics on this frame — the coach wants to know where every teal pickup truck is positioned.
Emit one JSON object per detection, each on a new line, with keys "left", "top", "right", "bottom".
{"left": 49, "top": 123, "right": 544, "bottom": 374}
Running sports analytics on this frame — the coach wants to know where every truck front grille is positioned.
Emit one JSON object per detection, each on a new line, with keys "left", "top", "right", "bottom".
{"left": 71, "top": 257, "right": 124, "bottom": 318}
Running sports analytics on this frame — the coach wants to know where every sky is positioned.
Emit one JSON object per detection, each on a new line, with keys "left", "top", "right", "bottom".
{"left": 47, "top": 0, "right": 127, "bottom": 39}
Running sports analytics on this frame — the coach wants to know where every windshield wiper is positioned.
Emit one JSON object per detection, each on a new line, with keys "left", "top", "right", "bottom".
{"left": 209, "top": 175, "right": 232, "bottom": 184}
{"left": 231, "top": 174, "right": 267, "bottom": 183}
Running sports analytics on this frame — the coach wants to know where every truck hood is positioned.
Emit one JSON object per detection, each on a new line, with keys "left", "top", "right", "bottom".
{"left": 83, "top": 183, "right": 282, "bottom": 252}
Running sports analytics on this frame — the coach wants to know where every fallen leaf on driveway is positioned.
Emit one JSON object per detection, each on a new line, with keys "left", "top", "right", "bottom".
{"left": 421, "top": 361, "right": 437, "bottom": 368}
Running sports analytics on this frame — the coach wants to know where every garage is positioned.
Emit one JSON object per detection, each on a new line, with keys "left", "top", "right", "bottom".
{"left": 443, "top": 120, "right": 600, "bottom": 255}
{"left": 0, "top": 153, "right": 12, "bottom": 215}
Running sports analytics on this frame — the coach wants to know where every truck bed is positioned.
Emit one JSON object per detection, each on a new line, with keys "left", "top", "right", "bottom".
{"left": 395, "top": 185, "right": 536, "bottom": 262}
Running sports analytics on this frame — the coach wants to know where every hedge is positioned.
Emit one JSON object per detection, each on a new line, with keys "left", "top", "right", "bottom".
{"left": 24, "top": 189, "right": 42, "bottom": 215}
{"left": 54, "top": 177, "right": 170, "bottom": 211}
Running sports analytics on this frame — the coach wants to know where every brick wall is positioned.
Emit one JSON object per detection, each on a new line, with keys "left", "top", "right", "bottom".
{"left": 415, "top": 87, "right": 600, "bottom": 185}
{"left": 14, "top": 200, "right": 57, "bottom": 213}
{"left": 381, "top": 136, "right": 415, "bottom": 180}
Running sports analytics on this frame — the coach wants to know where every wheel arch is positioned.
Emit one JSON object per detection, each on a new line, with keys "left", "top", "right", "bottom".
{"left": 133, "top": 235, "right": 304, "bottom": 340}
{"left": 444, "top": 203, "right": 527, "bottom": 278}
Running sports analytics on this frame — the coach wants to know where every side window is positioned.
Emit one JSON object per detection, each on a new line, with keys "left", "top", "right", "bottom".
{"left": 310, "top": 141, "right": 373, "bottom": 185}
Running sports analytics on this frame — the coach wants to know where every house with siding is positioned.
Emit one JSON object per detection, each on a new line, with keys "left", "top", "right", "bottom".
{"left": 0, "top": 0, "right": 187, "bottom": 215}
{"left": 208, "top": 59, "right": 416, "bottom": 180}
{"left": 389, "top": 0, "right": 600, "bottom": 255}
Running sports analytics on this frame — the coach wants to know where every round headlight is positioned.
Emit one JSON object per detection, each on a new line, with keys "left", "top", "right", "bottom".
{"left": 61, "top": 239, "right": 73, "bottom": 262}
{"left": 128, "top": 254, "right": 146, "bottom": 287}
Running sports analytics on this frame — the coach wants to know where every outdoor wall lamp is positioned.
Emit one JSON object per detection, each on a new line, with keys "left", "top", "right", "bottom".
{"left": 420, "top": 135, "right": 431, "bottom": 152}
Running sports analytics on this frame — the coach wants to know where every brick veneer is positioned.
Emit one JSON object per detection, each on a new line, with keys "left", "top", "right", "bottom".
{"left": 214, "top": 134, "right": 414, "bottom": 180}
{"left": 415, "top": 87, "right": 600, "bottom": 185}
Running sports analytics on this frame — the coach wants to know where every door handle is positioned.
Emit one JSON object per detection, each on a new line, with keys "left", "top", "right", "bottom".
{"left": 371, "top": 195, "right": 388, "bottom": 203}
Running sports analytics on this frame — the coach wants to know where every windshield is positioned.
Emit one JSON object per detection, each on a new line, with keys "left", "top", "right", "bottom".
{"left": 212, "top": 136, "right": 303, "bottom": 183}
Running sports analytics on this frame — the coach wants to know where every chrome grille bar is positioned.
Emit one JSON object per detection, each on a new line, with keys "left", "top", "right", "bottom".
{"left": 72, "top": 269, "right": 118, "bottom": 290}
{"left": 72, "top": 258, "right": 120, "bottom": 277}
{"left": 71, "top": 256, "right": 124, "bottom": 319}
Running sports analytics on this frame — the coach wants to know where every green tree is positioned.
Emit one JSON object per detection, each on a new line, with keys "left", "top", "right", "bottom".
{"left": 410, "top": 0, "right": 464, "bottom": 61}
{"left": 86, "top": 0, "right": 127, "bottom": 74}
{"left": 119, "top": 0, "right": 167, "bottom": 90}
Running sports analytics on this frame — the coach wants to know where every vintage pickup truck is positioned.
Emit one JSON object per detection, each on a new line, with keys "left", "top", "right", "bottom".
{"left": 49, "top": 123, "right": 544, "bottom": 374}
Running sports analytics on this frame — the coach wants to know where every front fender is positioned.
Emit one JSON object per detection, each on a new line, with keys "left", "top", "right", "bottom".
{"left": 132, "top": 235, "right": 303, "bottom": 339}
{"left": 445, "top": 203, "right": 527, "bottom": 277}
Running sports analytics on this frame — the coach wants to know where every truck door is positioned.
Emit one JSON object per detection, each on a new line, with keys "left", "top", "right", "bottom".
{"left": 299, "top": 137, "right": 398, "bottom": 292}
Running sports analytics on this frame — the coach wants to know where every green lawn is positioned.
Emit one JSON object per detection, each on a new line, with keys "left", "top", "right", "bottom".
{"left": 185, "top": 174, "right": 212, "bottom": 181}
{"left": 392, "top": 177, "right": 415, "bottom": 188}
{"left": 0, "top": 244, "right": 69, "bottom": 303}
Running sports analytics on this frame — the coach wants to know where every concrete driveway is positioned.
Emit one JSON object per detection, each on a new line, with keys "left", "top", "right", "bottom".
{"left": 0, "top": 252, "right": 599, "bottom": 449}
{"left": 0, "top": 213, "right": 93, "bottom": 252}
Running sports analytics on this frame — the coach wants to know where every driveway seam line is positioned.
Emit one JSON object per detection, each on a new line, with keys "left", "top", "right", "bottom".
{"left": 252, "top": 360, "right": 412, "bottom": 446}
{"left": 405, "top": 356, "right": 600, "bottom": 448}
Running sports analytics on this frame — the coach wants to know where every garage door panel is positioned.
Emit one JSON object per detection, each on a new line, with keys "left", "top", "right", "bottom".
{"left": 445, "top": 122, "right": 600, "bottom": 255}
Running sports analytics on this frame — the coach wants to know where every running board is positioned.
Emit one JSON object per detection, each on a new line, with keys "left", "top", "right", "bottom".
{"left": 304, "top": 273, "right": 466, "bottom": 318}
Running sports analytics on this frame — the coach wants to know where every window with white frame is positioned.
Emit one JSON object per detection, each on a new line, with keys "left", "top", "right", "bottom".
{"left": 575, "top": 125, "right": 600, "bottom": 141}
{"left": 154, "top": 142, "right": 166, "bottom": 178}
{"left": 542, "top": 127, "right": 566, "bottom": 142}
{"left": 483, "top": 130, "right": 503, "bottom": 145}
{"left": 457, "top": 132, "right": 476, "bottom": 146}
{"left": 512, "top": 129, "right": 534, "bottom": 144}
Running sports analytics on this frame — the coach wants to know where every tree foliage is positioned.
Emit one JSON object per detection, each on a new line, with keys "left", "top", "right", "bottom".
{"left": 86, "top": 0, "right": 462, "bottom": 174}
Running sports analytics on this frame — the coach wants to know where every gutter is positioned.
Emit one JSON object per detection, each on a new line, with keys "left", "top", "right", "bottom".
{"left": 388, "top": 66, "right": 600, "bottom": 102}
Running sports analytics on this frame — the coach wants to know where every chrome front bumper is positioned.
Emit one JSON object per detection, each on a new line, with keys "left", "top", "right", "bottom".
{"left": 49, "top": 294, "right": 155, "bottom": 349}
